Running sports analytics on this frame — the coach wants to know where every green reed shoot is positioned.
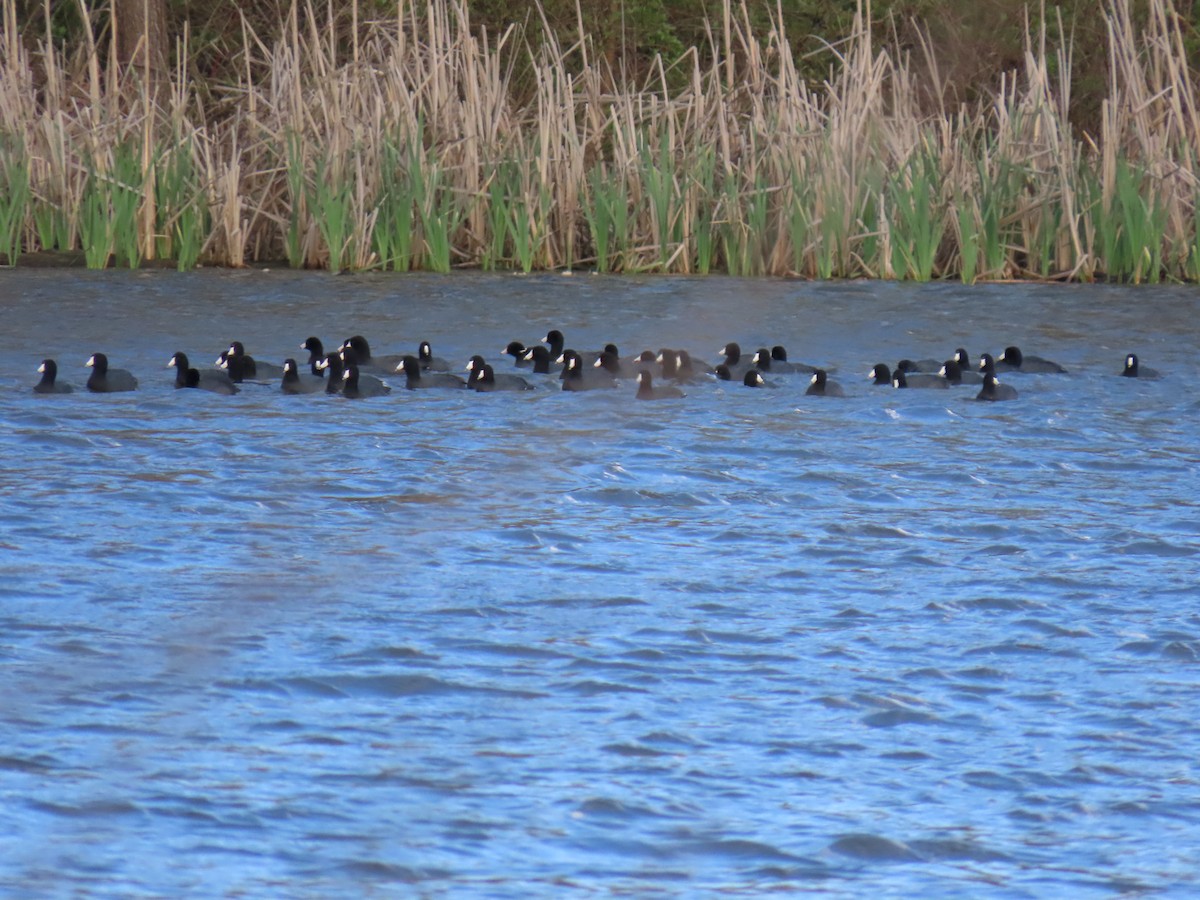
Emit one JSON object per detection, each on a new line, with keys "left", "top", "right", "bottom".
{"left": 311, "top": 155, "right": 354, "bottom": 274}
{"left": 417, "top": 159, "right": 461, "bottom": 273}
{"left": 639, "top": 130, "right": 681, "bottom": 270}
{"left": 691, "top": 147, "right": 717, "bottom": 275}
{"left": 956, "top": 191, "right": 980, "bottom": 284}
{"left": 79, "top": 165, "right": 114, "bottom": 269}
{"left": 109, "top": 141, "right": 145, "bottom": 268}
{"left": 888, "top": 148, "right": 941, "bottom": 281}
{"left": 0, "top": 133, "right": 30, "bottom": 265}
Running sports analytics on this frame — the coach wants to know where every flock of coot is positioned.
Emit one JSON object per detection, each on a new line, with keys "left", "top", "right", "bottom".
{"left": 31, "top": 330, "right": 1159, "bottom": 401}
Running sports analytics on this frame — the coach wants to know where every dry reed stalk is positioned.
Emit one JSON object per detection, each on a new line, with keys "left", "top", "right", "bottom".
{"left": 0, "top": 0, "right": 1197, "bottom": 279}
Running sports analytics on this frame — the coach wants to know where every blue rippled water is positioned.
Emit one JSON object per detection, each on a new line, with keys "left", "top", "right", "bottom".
{"left": 2, "top": 269, "right": 1199, "bottom": 896}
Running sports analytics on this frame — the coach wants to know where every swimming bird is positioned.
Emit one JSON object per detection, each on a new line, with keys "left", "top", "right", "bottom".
{"left": 892, "top": 368, "right": 948, "bottom": 389}
{"left": 85, "top": 353, "right": 138, "bottom": 393}
{"left": 562, "top": 352, "right": 616, "bottom": 391}
{"left": 169, "top": 351, "right": 238, "bottom": 394}
{"left": 417, "top": 341, "right": 451, "bottom": 372}
{"left": 939, "top": 359, "right": 982, "bottom": 385}
{"left": 1120, "top": 353, "right": 1161, "bottom": 379}
{"left": 281, "top": 358, "right": 325, "bottom": 394}
{"left": 636, "top": 370, "right": 685, "bottom": 400}
{"left": 717, "top": 342, "right": 753, "bottom": 379}
{"left": 522, "top": 345, "right": 560, "bottom": 374}
{"left": 869, "top": 363, "right": 892, "bottom": 385}
{"left": 805, "top": 369, "right": 845, "bottom": 397}
{"left": 397, "top": 355, "right": 466, "bottom": 390}
{"left": 33, "top": 359, "right": 73, "bottom": 394}
{"left": 466, "top": 356, "right": 533, "bottom": 391}
{"left": 998, "top": 345, "right": 1067, "bottom": 373}
{"left": 753, "top": 347, "right": 795, "bottom": 374}
{"left": 227, "top": 341, "right": 283, "bottom": 379}
{"left": 316, "top": 353, "right": 346, "bottom": 395}
{"left": 771, "top": 345, "right": 819, "bottom": 374}
{"left": 300, "top": 337, "right": 327, "bottom": 376}
{"left": 504, "top": 340, "right": 532, "bottom": 367}
{"left": 594, "top": 347, "right": 641, "bottom": 379}
{"left": 743, "top": 370, "right": 776, "bottom": 388}
{"left": 976, "top": 374, "right": 1018, "bottom": 401}
{"left": 341, "top": 363, "right": 391, "bottom": 398}
{"left": 341, "top": 335, "right": 406, "bottom": 374}
{"left": 896, "top": 357, "right": 942, "bottom": 374}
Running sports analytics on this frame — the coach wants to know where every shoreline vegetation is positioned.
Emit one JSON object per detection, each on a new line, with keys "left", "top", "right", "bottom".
{"left": 0, "top": 0, "right": 1197, "bottom": 282}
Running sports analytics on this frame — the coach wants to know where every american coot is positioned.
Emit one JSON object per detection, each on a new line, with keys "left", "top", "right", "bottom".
{"left": 998, "top": 345, "right": 1067, "bottom": 373}
{"left": 398, "top": 355, "right": 466, "bottom": 390}
{"left": 316, "top": 353, "right": 346, "bottom": 394}
{"left": 341, "top": 335, "right": 406, "bottom": 374}
{"left": 1120, "top": 353, "right": 1161, "bottom": 379}
{"left": 892, "top": 368, "right": 948, "bottom": 389}
{"left": 659, "top": 349, "right": 710, "bottom": 381}
{"left": 85, "top": 353, "right": 138, "bottom": 393}
{"left": 636, "top": 370, "right": 684, "bottom": 400}
{"left": 718, "top": 342, "right": 753, "bottom": 379}
{"left": 169, "top": 351, "right": 238, "bottom": 394}
{"left": 743, "top": 370, "right": 776, "bottom": 388}
{"left": 978, "top": 353, "right": 998, "bottom": 377}
{"left": 562, "top": 352, "right": 616, "bottom": 391}
{"left": 522, "top": 345, "right": 560, "bottom": 374}
{"left": 952, "top": 348, "right": 972, "bottom": 370}
{"left": 228, "top": 341, "right": 284, "bottom": 379}
{"left": 594, "top": 347, "right": 640, "bottom": 379}
{"left": 470, "top": 363, "right": 533, "bottom": 392}
{"left": 939, "top": 359, "right": 983, "bottom": 385}
{"left": 417, "top": 341, "right": 451, "bottom": 372}
{"left": 466, "top": 356, "right": 532, "bottom": 391}
{"left": 976, "top": 374, "right": 1018, "bottom": 401}
{"left": 34, "top": 359, "right": 74, "bottom": 394}
{"left": 300, "top": 337, "right": 326, "bottom": 375}
{"left": 281, "top": 358, "right": 325, "bottom": 394}
{"left": 771, "top": 345, "right": 819, "bottom": 374}
{"left": 896, "top": 357, "right": 942, "bottom": 374}
{"left": 806, "top": 369, "right": 845, "bottom": 397}
{"left": 504, "top": 340, "right": 531, "bottom": 367}
{"left": 543, "top": 329, "right": 567, "bottom": 360}
{"left": 753, "top": 347, "right": 793, "bottom": 374}
{"left": 341, "top": 363, "right": 391, "bottom": 398}
{"left": 869, "top": 363, "right": 892, "bottom": 385}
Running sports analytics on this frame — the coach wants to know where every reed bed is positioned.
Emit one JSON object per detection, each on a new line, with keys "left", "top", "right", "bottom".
{"left": 0, "top": 0, "right": 1197, "bottom": 281}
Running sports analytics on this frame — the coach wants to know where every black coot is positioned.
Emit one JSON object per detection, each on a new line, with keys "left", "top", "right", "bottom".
{"left": 976, "top": 374, "right": 1018, "bottom": 401}
{"left": 893, "top": 369, "right": 948, "bottom": 389}
{"left": 805, "top": 369, "right": 844, "bottom": 397}
{"left": 398, "top": 355, "right": 466, "bottom": 390}
{"left": 939, "top": 359, "right": 982, "bottom": 385}
{"left": 1120, "top": 353, "right": 1161, "bottom": 379}
{"left": 85, "top": 353, "right": 138, "bottom": 393}
{"left": 169, "top": 351, "right": 238, "bottom": 394}
{"left": 998, "top": 345, "right": 1066, "bottom": 373}
{"left": 301, "top": 337, "right": 327, "bottom": 375}
{"left": 34, "top": 359, "right": 74, "bottom": 394}
{"left": 342, "top": 364, "right": 391, "bottom": 398}
{"left": 341, "top": 335, "right": 406, "bottom": 374}
{"left": 316, "top": 353, "right": 346, "bottom": 394}
{"left": 281, "top": 358, "right": 325, "bottom": 394}
{"left": 466, "top": 357, "right": 532, "bottom": 391}
{"left": 636, "top": 371, "right": 684, "bottom": 399}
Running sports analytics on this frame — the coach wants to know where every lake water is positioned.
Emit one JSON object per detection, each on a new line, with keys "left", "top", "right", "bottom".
{"left": 2, "top": 269, "right": 1199, "bottom": 897}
